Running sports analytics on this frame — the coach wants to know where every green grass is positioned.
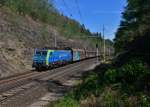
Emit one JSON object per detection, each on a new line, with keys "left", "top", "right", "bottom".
{"left": 54, "top": 97, "right": 79, "bottom": 107}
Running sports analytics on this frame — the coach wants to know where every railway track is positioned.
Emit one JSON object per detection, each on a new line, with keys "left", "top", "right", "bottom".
{"left": 0, "top": 58, "right": 98, "bottom": 107}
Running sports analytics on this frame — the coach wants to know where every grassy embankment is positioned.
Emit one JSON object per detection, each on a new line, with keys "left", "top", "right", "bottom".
{"left": 53, "top": 58, "right": 150, "bottom": 107}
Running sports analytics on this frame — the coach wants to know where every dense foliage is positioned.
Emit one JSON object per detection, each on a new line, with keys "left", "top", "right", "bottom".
{"left": 0, "top": 0, "right": 55, "bottom": 22}
{"left": 114, "top": 0, "right": 150, "bottom": 54}
{"left": 53, "top": 62, "right": 150, "bottom": 107}
{"left": 106, "top": 59, "right": 150, "bottom": 92}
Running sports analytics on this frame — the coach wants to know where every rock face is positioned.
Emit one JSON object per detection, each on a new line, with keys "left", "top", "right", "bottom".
{"left": 0, "top": 9, "right": 95, "bottom": 78}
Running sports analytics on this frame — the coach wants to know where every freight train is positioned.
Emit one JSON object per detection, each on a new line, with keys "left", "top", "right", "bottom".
{"left": 32, "top": 48, "right": 97, "bottom": 70}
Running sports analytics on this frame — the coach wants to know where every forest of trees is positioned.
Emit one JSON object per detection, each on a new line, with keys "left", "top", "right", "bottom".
{"left": 112, "top": 0, "right": 150, "bottom": 105}
{"left": 0, "top": 0, "right": 55, "bottom": 21}
{"left": 114, "top": 0, "right": 150, "bottom": 55}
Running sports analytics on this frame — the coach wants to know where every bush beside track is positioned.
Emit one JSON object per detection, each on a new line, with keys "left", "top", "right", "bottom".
{"left": 51, "top": 59, "right": 150, "bottom": 107}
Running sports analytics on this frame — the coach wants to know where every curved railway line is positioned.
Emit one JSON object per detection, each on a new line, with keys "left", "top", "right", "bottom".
{"left": 0, "top": 58, "right": 98, "bottom": 107}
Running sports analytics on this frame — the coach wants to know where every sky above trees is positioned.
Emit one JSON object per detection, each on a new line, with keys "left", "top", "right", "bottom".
{"left": 54, "top": 0, "right": 126, "bottom": 40}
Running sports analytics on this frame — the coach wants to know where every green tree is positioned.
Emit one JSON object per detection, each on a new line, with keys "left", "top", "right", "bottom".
{"left": 114, "top": 0, "right": 150, "bottom": 54}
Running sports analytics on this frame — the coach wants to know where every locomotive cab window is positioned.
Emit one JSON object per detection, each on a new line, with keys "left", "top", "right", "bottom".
{"left": 42, "top": 51, "right": 47, "bottom": 56}
{"left": 36, "top": 51, "right": 41, "bottom": 55}
{"left": 36, "top": 51, "right": 47, "bottom": 56}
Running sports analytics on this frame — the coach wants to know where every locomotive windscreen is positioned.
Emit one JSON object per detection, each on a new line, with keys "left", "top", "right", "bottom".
{"left": 36, "top": 50, "right": 47, "bottom": 56}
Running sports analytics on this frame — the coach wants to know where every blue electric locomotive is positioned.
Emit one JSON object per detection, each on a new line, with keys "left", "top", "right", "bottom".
{"left": 32, "top": 48, "right": 73, "bottom": 70}
{"left": 32, "top": 48, "right": 96, "bottom": 70}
